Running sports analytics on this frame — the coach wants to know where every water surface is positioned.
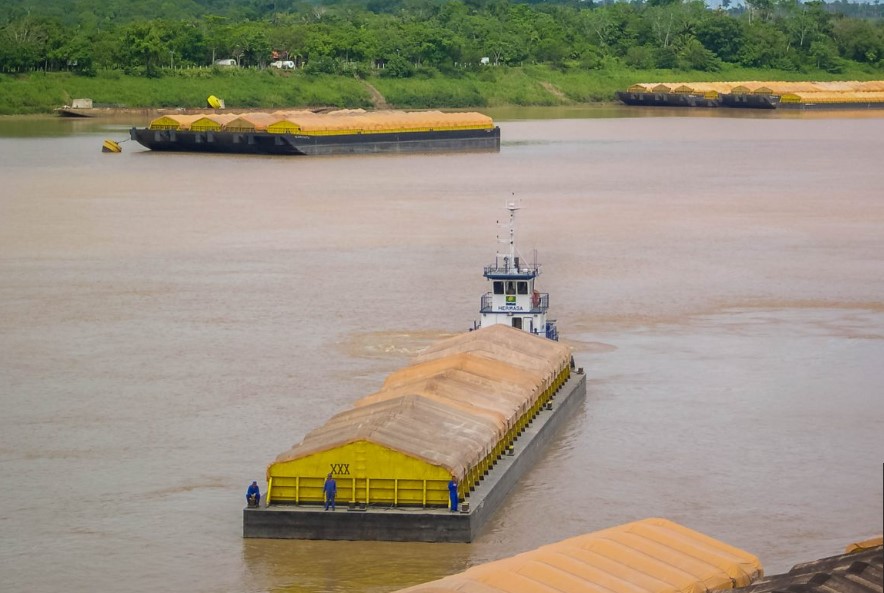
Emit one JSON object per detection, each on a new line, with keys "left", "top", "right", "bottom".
{"left": 0, "top": 111, "right": 882, "bottom": 593}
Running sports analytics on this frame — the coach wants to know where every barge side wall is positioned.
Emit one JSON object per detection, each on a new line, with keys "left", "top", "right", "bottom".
{"left": 130, "top": 127, "right": 501, "bottom": 155}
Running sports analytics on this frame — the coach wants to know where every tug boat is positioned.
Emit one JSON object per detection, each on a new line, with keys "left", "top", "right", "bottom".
{"left": 476, "top": 202, "right": 558, "bottom": 340}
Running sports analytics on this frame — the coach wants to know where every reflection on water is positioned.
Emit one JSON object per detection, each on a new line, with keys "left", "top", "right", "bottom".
{"left": 243, "top": 539, "right": 471, "bottom": 593}
{"left": 0, "top": 114, "right": 150, "bottom": 137}
{"left": 0, "top": 113, "right": 882, "bottom": 593}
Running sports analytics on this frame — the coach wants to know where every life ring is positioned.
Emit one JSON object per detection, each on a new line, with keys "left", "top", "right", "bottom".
{"left": 531, "top": 291, "right": 541, "bottom": 308}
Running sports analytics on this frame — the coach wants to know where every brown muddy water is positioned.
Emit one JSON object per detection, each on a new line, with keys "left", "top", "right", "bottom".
{"left": 0, "top": 108, "right": 882, "bottom": 593}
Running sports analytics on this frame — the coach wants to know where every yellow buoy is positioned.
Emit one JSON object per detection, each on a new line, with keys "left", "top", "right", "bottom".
{"left": 207, "top": 95, "right": 225, "bottom": 109}
{"left": 102, "top": 139, "right": 122, "bottom": 153}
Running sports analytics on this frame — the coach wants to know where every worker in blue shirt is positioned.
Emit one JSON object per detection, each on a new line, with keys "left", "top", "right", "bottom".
{"left": 448, "top": 478, "right": 459, "bottom": 512}
{"left": 246, "top": 481, "right": 260, "bottom": 507}
{"left": 324, "top": 473, "right": 337, "bottom": 511}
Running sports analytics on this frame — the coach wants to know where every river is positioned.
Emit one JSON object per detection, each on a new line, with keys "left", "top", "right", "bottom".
{"left": 0, "top": 107, "right": 882, "bottom": 593}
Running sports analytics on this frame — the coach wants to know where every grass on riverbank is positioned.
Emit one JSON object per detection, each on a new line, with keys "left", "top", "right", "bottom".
{"left": 1, "top": 63, "right": 882, "bottom": 115}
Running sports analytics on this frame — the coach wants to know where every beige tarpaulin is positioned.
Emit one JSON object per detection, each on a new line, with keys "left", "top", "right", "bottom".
{"left": 381, "top": 353, "right": 544, "bottom": 421}
{"left": 629, "top": 81, "right": 884, "bottom": 96}
{"left": 147, "top": 114, "right": 203, "bottom": 130}
{"left": 223, "top": 113, "right": 280, "bottom": 132}
{"left": 394, "top": 518, "right": 763, "bottom": 593}
{"left": 272, "top": 395, "right": 501, "bottom": 480}
{"left": 190, "top": 113, "right": 238, "bottom": 131}
{"left": 151, "top": 109, "right": 495, "bottom": 134}
{"left": 267, "top": 326, "right": 571, "bottom": 486}
{"left": 262, "top": 110, "right": 493, "bottom": 133}
{"left": 357, "top": 371, "right": 534, "bottom": 432}
{"left": 671, "top": 83, "right": 738, "bottom": 95}
{"left": 415, "top": 324, "right": 572, "bottom": 388}
{"left": 856, "top": 81, "right": 884, "bottom": 92}
{"left": 385, "top": 352, "right": 544, "bottom": 395}
{"left": 779, "top": 91, "right": 884, "bottom": 104}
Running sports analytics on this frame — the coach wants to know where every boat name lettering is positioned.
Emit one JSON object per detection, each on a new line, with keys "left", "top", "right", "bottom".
{"left": 497, "top": 305, "right": 524, "bottom": 311}
{"left": 330, "top": 463, "right": 351, "bottom": 475}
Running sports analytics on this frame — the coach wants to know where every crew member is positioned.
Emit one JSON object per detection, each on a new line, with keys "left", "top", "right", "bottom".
{"left": 324, "top": 473, "right": 337, "bottom": 511}
{"left": 448, "top": 478, "right": 459, "bottom": 512}
{"left": 246, "top": 481, "right": 260, "bottom": 507}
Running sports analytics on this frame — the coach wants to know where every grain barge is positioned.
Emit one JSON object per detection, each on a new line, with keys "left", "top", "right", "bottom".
{"left": 243, "top": 204, "right": 586, "bottom": 542}
{"left": 392, "top": 518, "right": 764, "bottom": 593}
{"left": 130, "top": 109, "right": 501, "bottom": 155}
{"left": 617, "top": 80, "right": 884, "bottom": 110}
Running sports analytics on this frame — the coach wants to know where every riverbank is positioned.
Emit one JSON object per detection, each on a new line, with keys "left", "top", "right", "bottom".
{"left": 2, "top": 64, "right": 882, "bottom": 115}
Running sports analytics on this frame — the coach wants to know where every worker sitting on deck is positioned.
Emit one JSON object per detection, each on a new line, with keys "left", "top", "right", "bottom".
{"left": 246, "top": 481, "right": 260, "bottom": 507}
{"left": 324, "top": 473, "right": 337, "bottom": 511}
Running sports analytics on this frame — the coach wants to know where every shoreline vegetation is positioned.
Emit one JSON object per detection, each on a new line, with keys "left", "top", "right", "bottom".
{"left": 2, "top": 65, "right": 883, "bottom": 116}
{"left": 3, "top": 0, "right": 883, "bottom": 116}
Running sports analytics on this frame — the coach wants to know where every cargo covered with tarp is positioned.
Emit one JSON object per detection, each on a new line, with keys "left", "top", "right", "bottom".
{"left": 147, "top": 114, "right": 204, "bottom": 131}
{"left": 132, "top": 108, "right": 500, "bottom": 155}
{"left": 268, "top": 395, "right": 501, "bottom": 506}
{"left": 261, "top": 110, "right": 495, "bottom": 136}
{"left": 222, "top": 113, "right": 279, "bottom": 132}
{"left": 779, "top": 91, "right": 884, "bottom": 104}
{"left": 855, "top": 81, "right": 884, "bottom": 92}
{"left": 266, "top": 110, "right": 319, "bottom": 134}
{"left": 636, "top": 82, "right": 739, "bottom": 94}
{"left": 384, "top": 350, "right": 544, "bottom": 392}
{"left": 362, "top": 367, "right": 537, "bottom": 433}
{"left": 153, "top": 109, "right": 498, "bottom": 136}
{"left": 277, "top": 394, "right": 501, "bottom": 475}
{"left": 415, "top": 324, "right": 572, "bottom": 391}
{"left": 354, "top": 378, "right": 525, "bottom": 475}
{"left": 358, "top": 380, "right": 513, "bottom": 430}
{"left": 631, "top": 81, "right": 884, "bottom": 95}
{"left": 393, "top": 517, "right": 764, "bottom": 593}
{"left": 627, "top": 84, "right": 652, "bottom": 93}
{"left": 379, "top": 352, "right": 547, "bottom": 447}
{"left": 190, "top": 113, "right": 238, "bottom": 132}
{"left": 265, "top": 325, "right": 572, "bottom": 508}
{"left": 384, "top": 352, "right": 543, "bottom": 412}
{"left": 671, "top": 83, "right": 733, "bottom": 95}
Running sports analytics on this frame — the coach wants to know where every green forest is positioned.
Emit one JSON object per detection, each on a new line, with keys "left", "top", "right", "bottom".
{"left": 1, "top": 0, "right": 883, "bottom": 113}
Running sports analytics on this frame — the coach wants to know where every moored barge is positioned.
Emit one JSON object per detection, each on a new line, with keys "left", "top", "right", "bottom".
{"left": 130, "top": 109, "right": 501, "bottom": 155}
{"left": 618, "top": 80, "right": 884, "bottom": 110}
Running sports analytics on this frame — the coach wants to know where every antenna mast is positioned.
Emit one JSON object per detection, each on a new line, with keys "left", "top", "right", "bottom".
{"left": 496, "top": 200, "right": 521, "bottom": 271}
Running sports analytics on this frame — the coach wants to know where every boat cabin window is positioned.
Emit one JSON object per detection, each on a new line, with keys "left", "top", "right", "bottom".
{"left": 494, "top": 280, "right": 528, "bottom": 294}
{"left": 512, "top": 317, "right": 523, "bottom": 330}
{"left": 497, "top": 281, "right": 529, "bottom": 295}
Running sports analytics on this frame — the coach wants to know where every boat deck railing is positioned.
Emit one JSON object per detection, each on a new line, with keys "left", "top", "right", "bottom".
{"left": 480, "top": 293, "right": 549, "bottom": 313}
{"left": 483, "top": 263, "right": 539, "bottom": 277}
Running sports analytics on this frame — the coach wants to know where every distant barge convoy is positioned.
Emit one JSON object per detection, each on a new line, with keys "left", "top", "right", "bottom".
{"left": 617, "top": 80, "right": 884, "bottom": 110}
{"left": 243, "top": 204, "right": 586, "bottom": 542}
{"left": 130, "top": 109, "right": 501, "bottom": 155}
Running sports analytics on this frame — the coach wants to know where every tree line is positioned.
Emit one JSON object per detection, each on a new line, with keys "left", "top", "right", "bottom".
{"left": 1, "top": 0, "right": 882, "bottom": 78}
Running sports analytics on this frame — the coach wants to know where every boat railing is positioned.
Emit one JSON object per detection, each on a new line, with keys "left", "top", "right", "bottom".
{"left": 483, "top": 263, "right": 539, "bottom": 276}
{"left": 480, "top": 292, "right": 549, "bottom": 313}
